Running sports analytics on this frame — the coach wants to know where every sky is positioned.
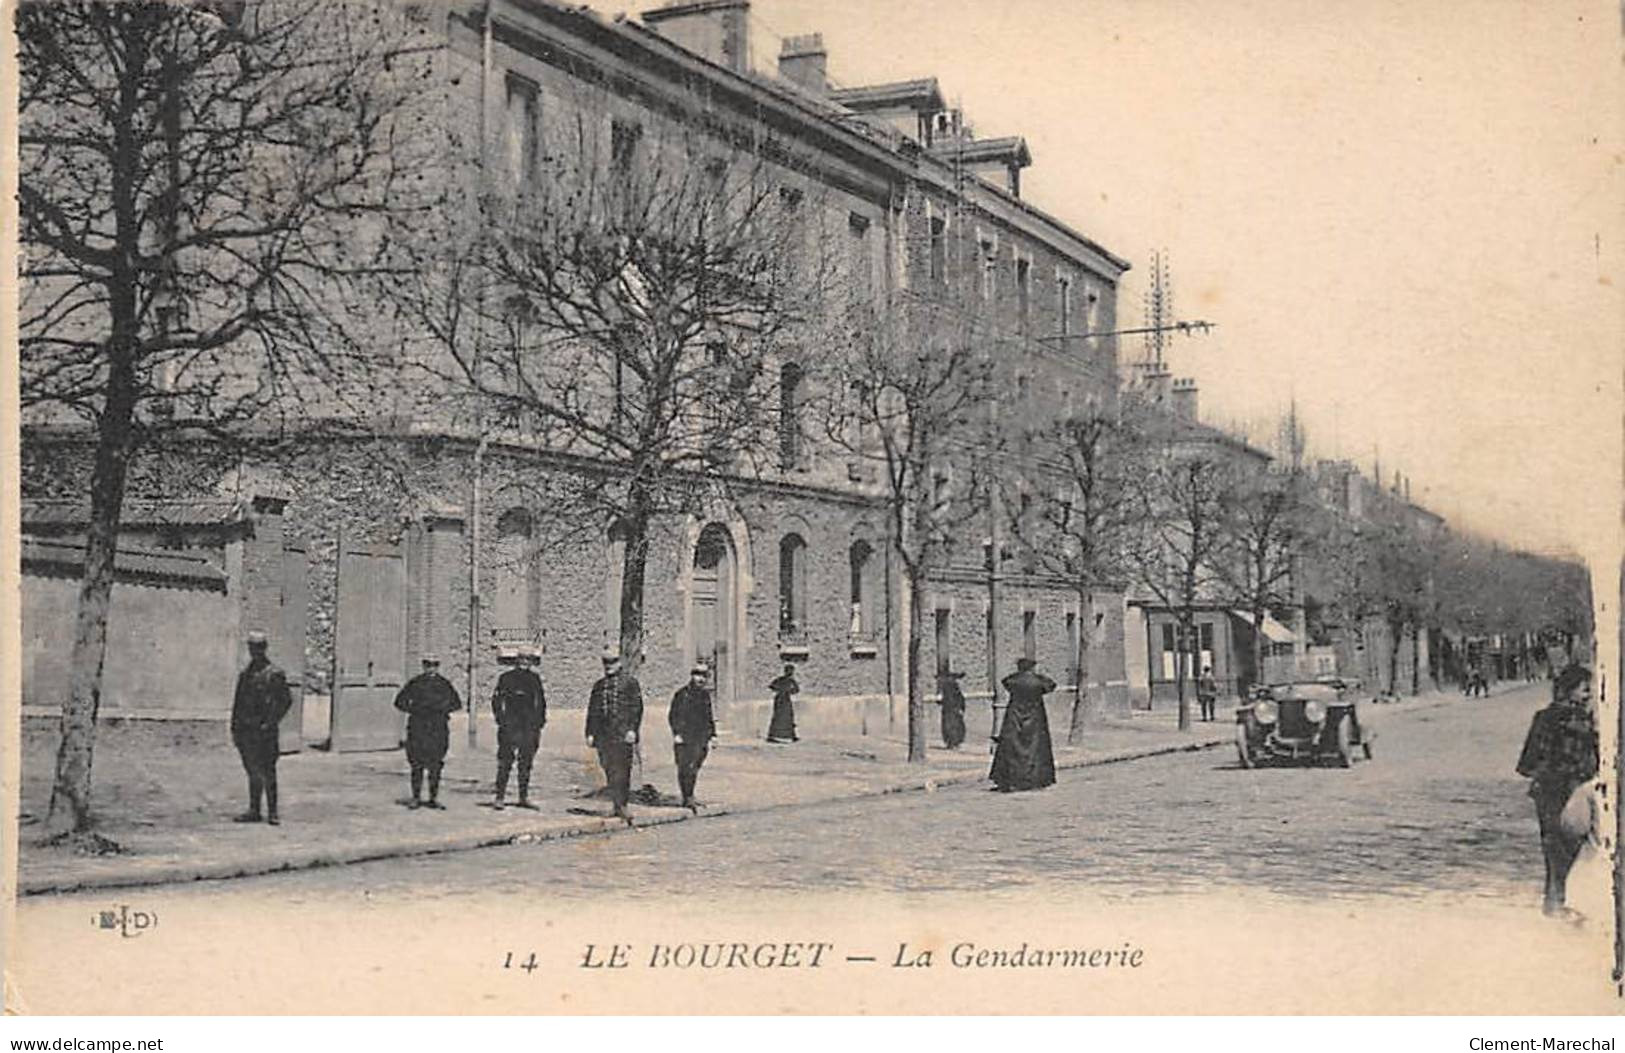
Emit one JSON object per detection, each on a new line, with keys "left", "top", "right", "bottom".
{"left": 719, "top": 0, "right": 1622, "bottom": 564}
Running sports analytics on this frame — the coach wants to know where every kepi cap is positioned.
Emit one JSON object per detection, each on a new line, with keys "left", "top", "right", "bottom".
{"left": 601, "top": 645, "right": 621, "bottom": 663}
{"left": 1016, "top": 656, "right": 1037, "bottom": 670}
{"left": 691, "top": 662, "right": 710, "bottom": 675}
{"left": 421, "top": 653, "right": 440, "bottom": 665}
{"left": 246, "top": 630, "right": 268, "bottom": 646}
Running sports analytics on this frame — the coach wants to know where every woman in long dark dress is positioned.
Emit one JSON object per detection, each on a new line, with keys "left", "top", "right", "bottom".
{"left": 989, "top": 658, "right": 1056, "bottom": 791}
{"left": 939, "top": 670, "right": 967, "bottom": 749}
{"left": 766, "top": 664, "right": 800, "bottom": 743}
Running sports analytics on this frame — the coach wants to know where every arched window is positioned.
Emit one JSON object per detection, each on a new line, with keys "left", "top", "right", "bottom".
{"left": 778, "top": 533, "right": 807, "bottom": 639}
{"left": 848, "top": 540, "right": 874, "bottom": 640}
{"left": 491, "top": 507, "right": 534, "bottom": 635}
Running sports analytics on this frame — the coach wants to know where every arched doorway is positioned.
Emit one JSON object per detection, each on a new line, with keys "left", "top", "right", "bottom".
{"left": 691, "top": 523, "right": 737, "bottom": 707}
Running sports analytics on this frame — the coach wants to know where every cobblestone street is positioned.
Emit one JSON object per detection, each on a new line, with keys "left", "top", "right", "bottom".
{"left": 153, "top": 682, "right": 1559, "bottom": 902}
{"left": 15, "top": 682, "right": 1616, "bottom": 1015}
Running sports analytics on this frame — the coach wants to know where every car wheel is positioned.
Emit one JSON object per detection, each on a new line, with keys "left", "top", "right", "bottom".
{"left": 1235, "top": 724, "right": 1255, "bottom": 769}
{"left": 1335, "top": 716, "right": 1354, "bottom": 768}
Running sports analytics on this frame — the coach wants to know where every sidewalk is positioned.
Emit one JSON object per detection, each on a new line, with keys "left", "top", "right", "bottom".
{"left": 18, "top": 680, "right": 1512, "bottom": 896}
{"left": 17, "top": 699, "right": 1247, "bottom": 896}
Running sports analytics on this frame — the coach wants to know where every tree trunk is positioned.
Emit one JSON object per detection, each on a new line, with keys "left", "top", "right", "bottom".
{"left": 1386, "top": 617, "right": 1403, "bottom": 696}
{"left": 1251, "top": 602, "right": 1268, "bottom": 694}
{"left": 616, "top": 506, "right": 650, "bottom": 679}
{"left": 46, "top": 361, "right": 138, "bottom": 838}
{"left": 1174, "top": 613, "right": 1191, "bottom": 731}
{"left": 1410, "top": 624, "right": 1421, "bottom": 695}
{"left": 1066, "top": 587, "right": 1090, "bottom": 746}
{"left": 905, "top": 571, "right": 927, "bottom": 763}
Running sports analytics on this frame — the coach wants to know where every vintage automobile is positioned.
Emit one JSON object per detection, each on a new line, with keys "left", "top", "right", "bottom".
{"left": 1235, "top": 678, "right": 1374, "bottom": 768}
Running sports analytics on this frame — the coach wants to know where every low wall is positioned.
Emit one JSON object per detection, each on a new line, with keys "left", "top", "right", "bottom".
{"left": 23, "top": 573, "right": 238, "bottom": 718}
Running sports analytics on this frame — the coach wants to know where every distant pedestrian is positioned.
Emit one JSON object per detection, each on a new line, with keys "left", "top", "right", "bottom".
{"left": 491, "top": 645, "right": 547, "bottom": 810}
{"left": 393, "top": 654, "right": 463, "bottom": 810}
{"left": 1515, "top": 664, "right": 1599, "bottom": 917}
{"left": 586, "top": 647, "right": 643, "bottom": 822}
{"left": 990, "top": 657, "right": 1057, "bottom": 792}
{"left": 669, "top": 662, "right": 718, "bottom": 812}
{"left": 1197, "top": 666, "right": 1218, "bottom": 722}
{"left": 766, "top": 664, "right": 800, "bottom": 743}
{"left": 939, "top": 670, "right": 967, "bottom": 750}
{"left": 230, "top": 630, "right": 293, "bottom": 825}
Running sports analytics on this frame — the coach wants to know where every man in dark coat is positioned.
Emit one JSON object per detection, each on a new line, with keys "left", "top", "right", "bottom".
{"left": 231, "top": 630, "right": 294, "bottom": 825}
{"left": 393, "top": 654, "right": 463, "bottom": 809}
{"left": 669, "top": 662, "right": 718, "bottom": 812}
{"left": 938, "top": 670, "right": 967, "bottom": 750}
{"left": 1516, "top": 663, "right": 1598, "bottom": 916}
{"left": 491, "top": 645, "right": 547, "bottom": 810}
{"left": 766, "top": 664, "right": 799, "bottom": 743}
{"left": 990, "top": 657, "right": 1057, "bottom": 792}
{"left": 1197, "top": 666, "right": 1218, "bottom": 722}
{"left": 586, "top": 647, "right": 643, "bottom": 821}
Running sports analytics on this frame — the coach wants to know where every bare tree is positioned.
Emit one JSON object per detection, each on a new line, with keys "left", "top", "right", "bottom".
{"left": 1018, "top": 394, "right": 1144, "bottom": 744}
{"left": 18, "top": 0, "right": 436, "bottom": 839}
{"left": 821, "top": 295, "right": 999, "bottom": 762}
{"left": 385, "top": 117, "right": 833, "bottom": 681}
{"left": 1215, "top": 413, "right": 1308, "bottom": 692}
{"left": 1126, "top": 426, "right": 1237, "bottom": 731}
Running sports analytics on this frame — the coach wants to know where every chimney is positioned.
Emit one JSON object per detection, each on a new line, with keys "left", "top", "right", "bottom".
{"left": 1170, "top": 377, "right": 1198, "bottom": 422}
{"left": 642, "top": 0, "right": 751, "bottom": 74}
{"left": 778, "top": 33, "right": 827, "bottom": 94}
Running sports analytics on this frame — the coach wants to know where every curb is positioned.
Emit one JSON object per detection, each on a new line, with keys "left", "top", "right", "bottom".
{"left": 9, "top": 729, "right": 1230, "bottom": 896}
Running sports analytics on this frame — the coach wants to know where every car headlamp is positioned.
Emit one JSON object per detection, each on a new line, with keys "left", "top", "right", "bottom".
{"left": 1303, "top": 700, "right": 1325, "bottom": 723}
{"left": 1253, "top": 700, "right": 1278, "bottom": 724}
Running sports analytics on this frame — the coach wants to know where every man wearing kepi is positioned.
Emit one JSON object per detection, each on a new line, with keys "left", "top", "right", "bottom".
{"left": 669, "top": 662, "right": 718, "bottom": 813}
{"left": 989, "top": 657, "right": 1057, "bottom": 792}
{"left": 1516, "top": 663, "right": 1599, "bottom": 917}
{"left": 230, "top": 630, "right": 293, "bottom": 825}
{"left": 393, "top": 653, "right": 463, "bottom": 810}
{"left": 586, "top": 646, "right": 643, "bottom": 822}
{"left": 491, "top": 644, "right": 547, "bottom": 810}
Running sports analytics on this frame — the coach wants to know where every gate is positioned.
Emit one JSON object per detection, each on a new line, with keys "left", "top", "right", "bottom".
{"left": 331, "top": 532, "right": 406, "bottom": 752}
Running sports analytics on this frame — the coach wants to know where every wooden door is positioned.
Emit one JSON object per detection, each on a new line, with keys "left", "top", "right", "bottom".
{"left": 277, "top": 542, "right": 309, "bottom": 754}
{"left": 331, "top": 533, "right": 406, "bottom": 752}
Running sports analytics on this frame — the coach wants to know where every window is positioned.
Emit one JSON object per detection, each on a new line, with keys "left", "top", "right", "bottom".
{"left": 1022, "top": 610, "right": 1037, "bottom": 661}
{"left": 935, "top": 608, "right": 952, "bottom": 679}
{"left": 1015, "top": 257, "right": 1031, "bottom": 332}
{"left": 492, "top": 507, "right": 534, "bottom": 635}
{"left": 848, "top": 212, "right": 872, "bottom": 307}
{"left": 849, "top": 540, "right": 874, "bottom": 639}
{"left": 779, "top": 185, "right": 804, "bottom": 210}
{"left": 1058, "top": 274, "right": 1073, "bottom": 339}
{"left": 610, "top": 118, "right": 641, "bottom": 177}
{"left": 1065, "top": 611, "right": 1078, "bottom": 684}
{"left": 1160, "top": 623, "right": 1177, "bottom": 681}
{"left": 504, "top": 75, "right": 540, "bottom": 186}
{"left": 779, "top": 362, "right": 804, "bottom": 469}
{"left": 928, "top": 215, "right": 947, "bottom": 286}
{"left": 779, "top": 534, "right": 808, "bottom": 639}
{"left": 979, "top": 237, "right": 997, "bottom": 300}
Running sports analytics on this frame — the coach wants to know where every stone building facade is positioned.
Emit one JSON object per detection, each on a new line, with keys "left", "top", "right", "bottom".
{"left": 21, "top": 0, "right": 1134, "bottom": 745}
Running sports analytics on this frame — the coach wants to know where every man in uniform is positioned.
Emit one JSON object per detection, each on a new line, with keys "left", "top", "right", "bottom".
{"left": 231, "top": 630, "right": 294, "bottom": 825}
{"left": 586, "top": 646, "right": 643, "bottom": 822}
{"left": 1516, "top": 663, "right": 1599, "bottom": 916}
{"left": 492, "top": 644, "right": 547, "bottom": 810}
{"left": 393, "top": 653, "right": 463, "bottom": 809}
{"left": 990, "top": 657, "right": 1057, "bottom": 792}
{"left": 1197, "top": 666, "right": 1218, "bottom": 722}
{"left": 669, "top": 662, "right": 718, "bottom": 812}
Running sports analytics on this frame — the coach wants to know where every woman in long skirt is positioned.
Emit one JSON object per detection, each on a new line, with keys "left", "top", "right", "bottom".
{"left": 766, "top": 664, "right": 800, "bottom": 743}
{"left": 939, "top": 670, "right": 967, "bottom": 749}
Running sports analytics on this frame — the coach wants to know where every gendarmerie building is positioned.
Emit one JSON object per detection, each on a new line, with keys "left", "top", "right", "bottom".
{"left": 20, "top": 0, "right": 1134, "bottom": 749}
